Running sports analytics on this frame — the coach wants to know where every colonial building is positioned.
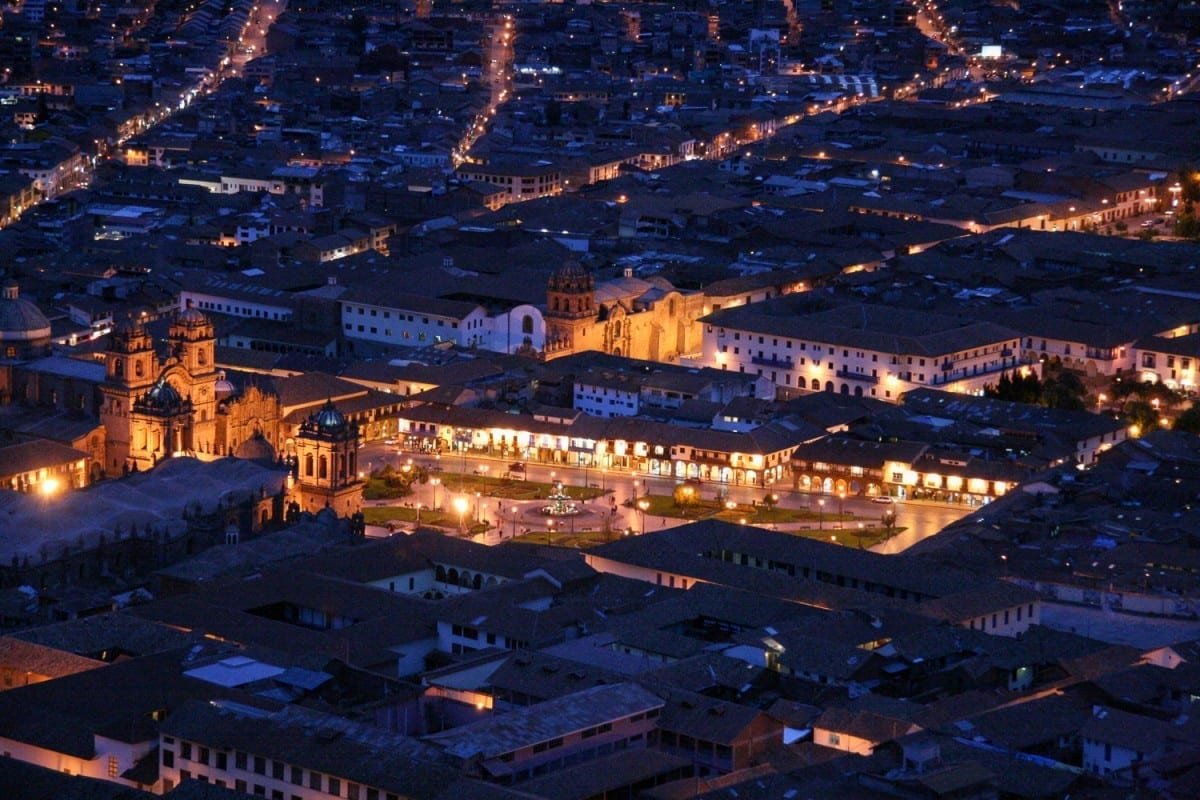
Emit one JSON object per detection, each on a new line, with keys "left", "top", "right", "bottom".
{"left": 292, "top": 400, "right": 364, "bottom": 516}
{"left": 702, "top": 300, "right": 1025, "bottom": 402}
{"left": 99, "top": 308, "right": 218, "bottom": 473}
{"left": 543, "top": 261, "right": 705, "bottom": 363}
{"left": 0, "top": 281, "right": 52, "bottom": 361}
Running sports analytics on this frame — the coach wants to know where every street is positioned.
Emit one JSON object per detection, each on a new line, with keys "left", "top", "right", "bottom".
{"left": 359, "top": 441, "right": 972, "bottom": 550}
{"left": 1040, "top": 602, "right": 1200, "bottom": 649}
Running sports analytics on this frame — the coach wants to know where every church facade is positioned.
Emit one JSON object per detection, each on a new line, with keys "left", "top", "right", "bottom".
{"left": 542, "top": 261, "right": 706, "bottom": 362}
{"left": 99, "top": 309, "right": 221, "bottom": 473}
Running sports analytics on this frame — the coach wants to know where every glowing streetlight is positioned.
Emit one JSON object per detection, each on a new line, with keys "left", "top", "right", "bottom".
{"left": 39, "top": 477, "right": 61, "bottom": 497}
{"left": 637, "top": 499, "right": 650, "bottom": 535}
{"left": 817, "top": 498, "right": 825, "bottom": 530}
{"left": 453, "top": 496, "right": 469, "bottom": 533}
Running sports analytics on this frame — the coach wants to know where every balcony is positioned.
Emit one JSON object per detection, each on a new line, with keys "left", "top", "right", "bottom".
{"left": 751, "top": 355, "right": 793, "bottom": 369}
{"left": 835, "top": 369, "right": 878, "bottom": 384}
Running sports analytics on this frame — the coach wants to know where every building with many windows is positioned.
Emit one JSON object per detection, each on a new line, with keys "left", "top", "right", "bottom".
{"left": 702, "top": 299, "right": 1025, "bottom": 402}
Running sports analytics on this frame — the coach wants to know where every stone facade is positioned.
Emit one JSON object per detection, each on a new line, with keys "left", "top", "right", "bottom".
{"left": 543, "top": 261, "right": 704, "bottom": 363}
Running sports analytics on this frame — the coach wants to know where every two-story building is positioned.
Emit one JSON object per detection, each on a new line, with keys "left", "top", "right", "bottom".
{"left": 703, "top": 301, "right": 1024, "bottom": 402}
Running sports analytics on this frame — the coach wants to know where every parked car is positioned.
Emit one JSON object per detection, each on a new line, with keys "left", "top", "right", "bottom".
{"left": 509, "top": 462, "right": 526, "bottom": 473}
{"left": 872, "top": 496, "right": 896, "bottom": 504}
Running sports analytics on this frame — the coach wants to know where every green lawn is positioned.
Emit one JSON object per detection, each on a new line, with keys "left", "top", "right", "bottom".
{"left": 361, "top": 506, "right": 489, "bottom": 535}
{"left": 785, "top": 524, "right": 904, "bottom": 549}
{"left": 628, "top": 494, "right": 857, "bottom": 524}
{"left": 430, "top": 473, "right": 606, "bottom": 501}
{"left": 363, "top": 477, "right": 412, "bottom": 501}
{"left": 509, "top": 527, "right": 623, "bottom": 549}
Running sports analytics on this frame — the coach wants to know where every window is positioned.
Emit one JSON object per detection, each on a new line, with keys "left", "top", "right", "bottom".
{"left": 328, "top": 778, "right": 341, "bottom": 796}
{"left": 253, "top": 756, "right": 265, "bottom": 775}
{"left": 163, "top": 750, "right": 175, "bottom": 768}
{"left": 181, "top": 742, "right": 192, "bottom": 761}
{"left": 236, "top": 752, "right": 247, "bottom": 770}
{"left": 216, "top": 752, "right": 227, "bottom": 770}
{"left": 310, "top": 772, "right": 323, "bottom": 791}
{"left": 291, "top": 766, "right": 303, "bottom": 785}
{"left": 828, "top": 732, "right": 840, "bottom": 746}
{"left": 108, "top": 756, "right": 119, "bottom": 778}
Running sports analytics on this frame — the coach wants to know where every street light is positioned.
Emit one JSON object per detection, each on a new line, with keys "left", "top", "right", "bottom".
{"left": 453, "top": 496, "right": 469, "bottom": 534}
{"left": 39, "top": 477, "right": 61, "bottom": 497}
{"left": 818, "top": 498, "right": 825, "bottom": 530}
{"left": 838, "top": 491, "right": 846, "bottom": 528}
{"left": 511, "top": 506, "right": 519, "bottom": 539}
{"left": 430, "top": 477, "right": 441, "bottom": 510}
{"left": 637, "top": 499, "right": 650, "bottom": 535}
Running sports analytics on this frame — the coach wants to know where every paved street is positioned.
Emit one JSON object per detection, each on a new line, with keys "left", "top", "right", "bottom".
{"left": 360, "top": 442, "right": 972, "bottom": 550}
{"left": 1040, "top": 602, "right": 1200, "bottom": 649}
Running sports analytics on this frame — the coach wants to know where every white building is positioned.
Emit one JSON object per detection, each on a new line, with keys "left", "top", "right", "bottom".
{"left": 340, "top": 288, "right": 545, "bottom": 355}
{"left": 703, "top": 302, "right": 1024, "bottom": 402}
{"left": 180, "top": 278, "right": 294, "bottom": 322}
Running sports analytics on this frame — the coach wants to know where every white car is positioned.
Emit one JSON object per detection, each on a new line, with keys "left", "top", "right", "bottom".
{"left": 872, "top": 496, "right": 896, "bottom": 504}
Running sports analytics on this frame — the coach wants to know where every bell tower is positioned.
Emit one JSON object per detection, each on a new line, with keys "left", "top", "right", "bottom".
{"left": 292, "top": 400, "right": 364, "bottom": 517}
{"left": 169, "top": 305, "right": 218, "bottom": 458}
{"left": 544, "top": 259, "right": 595, "bottom": 359}
{"left": 100, "top": 320, "right": 157, "bottom": 474}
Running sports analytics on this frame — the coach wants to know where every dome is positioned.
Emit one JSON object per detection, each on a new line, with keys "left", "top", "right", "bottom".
{"left": 143, "top": 376, "right": 183, "bottom": 409}
{"left": 214, "top": 370, "right": 235, "bottom": 399}
{"left": 0, "top": 281, "right": 52, "bottom": 343}
{"left": 555, "top": 259, "right": 589, "bottom": 281}
{"left": 234, "top": 433, "right": 276, "bottom": 464}
{"left": 309, "top": 400, "right": 347, "bottom": 433}
{"left": 176, "top": 305, "right": 210, "bottom": 326}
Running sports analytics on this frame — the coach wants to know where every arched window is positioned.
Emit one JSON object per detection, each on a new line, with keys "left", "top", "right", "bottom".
{"left": 305, "top": 453, "right": 314, "bottom": 476}
{"left": 318, "top": 455, "right": 328, "bottom": 479}
{"left": 198, "top": 348, "right": 207, "bottom": 366}
{"left": 521, "top": 314, "right": 533, "bottom": 334}
{"left": 797, "top": 376, "right": 807, "bottom": 389}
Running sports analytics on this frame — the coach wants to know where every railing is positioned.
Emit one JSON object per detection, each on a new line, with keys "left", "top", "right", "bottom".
{"left": 751, "top": 355, "right": 793, "bottom": 369}
{"left": 835, "top": 369, "right": 879, "bottom": 384}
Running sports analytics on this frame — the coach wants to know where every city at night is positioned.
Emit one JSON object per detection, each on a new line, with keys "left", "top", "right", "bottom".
{"left": 0, "top": 0, "right": 1199, "bottom": 798}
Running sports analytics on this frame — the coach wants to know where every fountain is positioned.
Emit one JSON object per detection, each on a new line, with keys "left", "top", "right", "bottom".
{"left": 540, "top": 482, "right": 580, "bottom": 516}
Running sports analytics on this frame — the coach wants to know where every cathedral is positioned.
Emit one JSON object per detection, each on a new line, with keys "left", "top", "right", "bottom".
{"left": 542, "top": 260, "right": 706, "bottom": 362}
{"left": 99, "top": 308, "right": 220, "bottom": 472}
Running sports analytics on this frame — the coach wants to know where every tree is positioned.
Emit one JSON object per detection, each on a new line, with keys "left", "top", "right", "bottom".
{"left": 1174, "top": 405, "right": 1200, "bottom": 434}
{"left": 672, "top": 483, "right": 699, "bottom": 508}
{"left": 1124, "top": 400, "right": 1159, "bottom": 433}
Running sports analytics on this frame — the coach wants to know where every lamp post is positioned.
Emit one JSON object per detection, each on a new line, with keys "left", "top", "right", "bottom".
{"left": 454, "top": 496, "right": 469, "bottom": 534}
{"left": 838, "top": 491, "right": 846, "bottom": 528}
{"left": 475, "top": 491, "right": 482, "bottom": 523}
{"left": 818, "top": 498, "right": 825, "bottom": 530}
{"left": 637, "top": 499, "right": 650, "bottom": 535}
{"left": 430, "top": 477, "right": 441, "bottom": 510}
{"left": 547, "top": 518, "right": 556, "bottom": 546}
{"left": 511, "top": 506, "right": 519, "bottom": 539}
